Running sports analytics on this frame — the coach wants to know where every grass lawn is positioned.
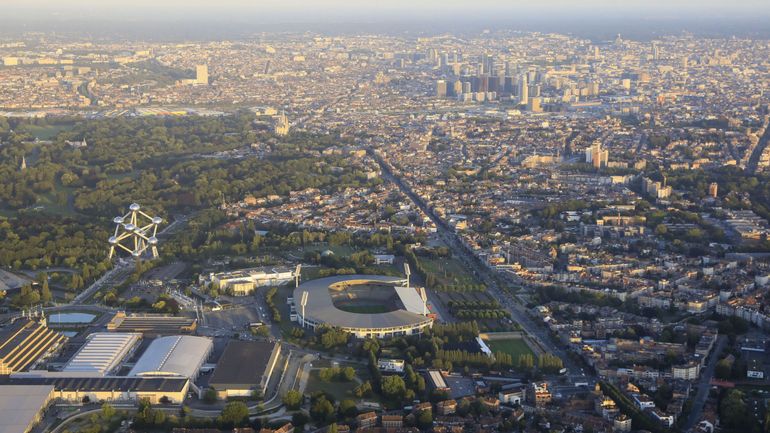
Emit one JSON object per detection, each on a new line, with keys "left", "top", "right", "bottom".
{"left": 25, "top": 124, "right": 73, "bottom": 140}
{"left": 418, "top": 256, "right": 479, "bottom": 287}
{"left": 305, "top": 369, "right": 360, "bottom": 401}
{"left": 486, "top": 338, "right": 535, "bottom": 359}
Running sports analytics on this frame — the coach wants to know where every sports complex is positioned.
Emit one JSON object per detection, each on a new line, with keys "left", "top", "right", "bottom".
{"left": 292, "top": 275, "right": 434, "bottom": 338}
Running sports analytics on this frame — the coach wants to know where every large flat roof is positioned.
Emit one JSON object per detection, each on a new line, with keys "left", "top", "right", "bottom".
{"left": 129, "top": 335, "right": 212, "bottom": 378}
{"left": 63, "top": 332, "right": 141, "bottom": 375}
{"left": 0, "top": 376, "right": 189, "bottom": 393}
{"left": 0, "top": 385, "right": 54, "bottom": 433}
{"left": 293, "top": 275, "right": 432, "bottom": 330}
{"left": 209, "top": 340, "right": 278, "bottom": 388}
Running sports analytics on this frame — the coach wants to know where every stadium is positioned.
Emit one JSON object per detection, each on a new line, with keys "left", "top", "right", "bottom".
{"left": 292, "top": 275, "right": 433, "bottom": 338}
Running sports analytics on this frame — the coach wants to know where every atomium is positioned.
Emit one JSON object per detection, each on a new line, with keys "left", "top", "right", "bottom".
{"left": 108, "top": 203, "right": 163, "bottom": 259}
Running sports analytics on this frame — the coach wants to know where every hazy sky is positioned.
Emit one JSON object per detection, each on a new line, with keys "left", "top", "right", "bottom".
{"left": 2, "top": 0, "right": 770, "bottom": 40}
{"left": 7, "top": 0, "right": 770, "bottom": 21}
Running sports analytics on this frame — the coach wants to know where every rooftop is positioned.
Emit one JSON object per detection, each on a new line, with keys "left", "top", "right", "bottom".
{"left": 129, "top": 335, "right": 212, "bottom": 378}
{"left": 209, "top": 340, "right": 279, "bottom": 388}
{"left": 0, "top": 385, "right": 54, "bottom": 433}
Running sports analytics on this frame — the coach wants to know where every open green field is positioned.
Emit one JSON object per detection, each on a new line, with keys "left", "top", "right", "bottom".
{"left": 418, "top": 256, "right": 478, "bottom": 287}
{"left": 486, "top": 338, "right": 535, "bottom": 359}
{"left": 305, "top": 365, "right": 370, "bottom": 401}
{"left": 24, "top": 124, "right": 73, "bottom": 140}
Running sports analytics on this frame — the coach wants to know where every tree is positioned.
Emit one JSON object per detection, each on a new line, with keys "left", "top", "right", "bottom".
{"left": 417, "top": 409, "right": 433, "bottom": 429}
{"left": 381, "top": 375, "right": 407, "bottom": 401}
{"left": 219, "top": 401, "right": 249, "bottom": 427}
{"left": 101, "top": 402, "right": 115, "bottom": 421}
{"left": 339, "top": 399, "right": 358, "bottom": 418}
{"left": 283, "top": 390, "right": 303, "bottom": 410}
{"left": 39, "top": 273, "right": 52, "bottom": 303}
{"left": 310, "top": 395, "right": 336, "bottom": 424}
{"left": 720, "top": 389, "right": 750, "bottom": 431}
{"left": 203, "top": 388, "right": 217, "bottom": 404}
{"left": 715, "top": 358, "right": 733, "bottom": 380}
{"left": 341, "top": 366, "right": 356, "bottom": 381}
{"left": 354, "top": 381, "right": 373, "bottom": 398}
{"left": 292, "top": 411, "right": 310, "bottom": 428}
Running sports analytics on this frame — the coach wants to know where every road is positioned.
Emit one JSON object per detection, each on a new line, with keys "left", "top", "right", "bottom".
{"left": 683, "top": 335, "right": 727, "bottom": 430}
{"left": 373, "top": 152, "right": 586, "bottom": 380}
{"left": 71, "top": 260, "right": 132, "bottom": 304}
{"left": 746, "top": 116, "right": 769, "bottom": 173}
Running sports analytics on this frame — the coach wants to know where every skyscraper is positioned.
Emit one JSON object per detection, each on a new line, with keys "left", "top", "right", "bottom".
{"left": 518, "top": 75, "right": 529, "bottom": 105}
{"left": 527, "top": 97, "right": 542, "bottom": 113}
{"left": 482, "top": 54, "right": 495, "bottom": 76}
{"left": 196, "top": 64, "right": 209, "bottom": 85}
{"left": 586, "top": 141, "right": 609, "bottom": 168}
{"left": 453, "top": 80, "right": 463, "bottom": 97}
{"left": 436, "top": 80, "right": 448, "bottom": 98}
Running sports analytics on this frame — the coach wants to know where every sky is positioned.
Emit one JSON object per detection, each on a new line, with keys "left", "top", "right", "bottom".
{"left": 6, "top": 0, "right": 770, "bottom": 20}
{"left": 2, "top": 0, "right": 770, "bottom": 39}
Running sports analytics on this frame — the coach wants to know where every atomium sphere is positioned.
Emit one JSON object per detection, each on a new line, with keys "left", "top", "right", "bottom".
{"left": 132, "top": 250, "right": 141, "bottom": 257}
{"left": 148, "top": 236, "right": 158, "bottom": 245}
{"left": 129, "top": 203, "right": 141, "bottom": 211}
{"left": 108, "top": 236, "right": 118, "bottom": 244}
{"left": 152, "top": 217, "right": 163, "bottom": 225}
{"left": 124, "top": 223, "right": 136, "bottom": 231}
{"left": 113, "top": 216, "right": 124, "bottom": 224}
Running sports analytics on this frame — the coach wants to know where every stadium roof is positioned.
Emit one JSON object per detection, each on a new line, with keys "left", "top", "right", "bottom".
{"left": 394, "top": 286, "right": 426, "bottom": 315}
{"left": 294, "top": 275, "right": 432, "bottom": 330}
{"left": 0, "top": 385, "right": 54, "bottom": 433}
{"left": 129, "top": 335, "right": 212, "bottom": 378}
{"left": 63, "top": 332, "right": 141, "bottom": 375}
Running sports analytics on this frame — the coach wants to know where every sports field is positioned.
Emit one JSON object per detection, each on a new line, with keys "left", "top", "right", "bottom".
{"left": 486, "top": 338, "right": 534, "bottom": 359}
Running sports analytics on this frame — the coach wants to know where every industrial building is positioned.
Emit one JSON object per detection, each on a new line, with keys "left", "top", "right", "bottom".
{"left": 0, "top": 376, "right": 190, "bottom": 404}
{"left": 208, "top": 341, "right": 281, "bottom": 399}
{"left": 0, "top": 385, "right": 55, "bottom": 433}
{"left": 129, "top": 335, "right": 213, "bottom": 379}
{"left": 0, "top": 318, "right": 66, "bottom": 375}
{"left": 107, "top": 312, "right": 197, "bottom": 335}
{"left": 208, "top": 266, "right": 296, "bottom": 296}
{"left": 426, "top": 369, "right": 450, "bottom": 393}
{"left": 63, "top": 332, "right": 141, "bottom": 376}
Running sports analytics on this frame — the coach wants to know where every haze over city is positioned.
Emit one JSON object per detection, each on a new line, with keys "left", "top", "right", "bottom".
{"left": 1, "top": 1, "right": 770, "bottom": 433}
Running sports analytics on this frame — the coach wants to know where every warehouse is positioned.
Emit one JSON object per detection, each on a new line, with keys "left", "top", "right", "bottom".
{"left": 0, "top": 385, "right": 54, "bottom": 433}
{"left": 208, "top": 341, "right": 281, "bottom": 399}
{"left": 107, "top": 312, "right": 197, "bottom": 335}
{"left": 129, "top": 335, "right": 212, "bottom": 379}
{"left": 63, "top": 333, "right": 141, "bottom": 376}
{"left": 0, "top": 376, "right": 190, "bottom": 404}
{"left": 0, "top": 318, "right": 67, "bottom": 375}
